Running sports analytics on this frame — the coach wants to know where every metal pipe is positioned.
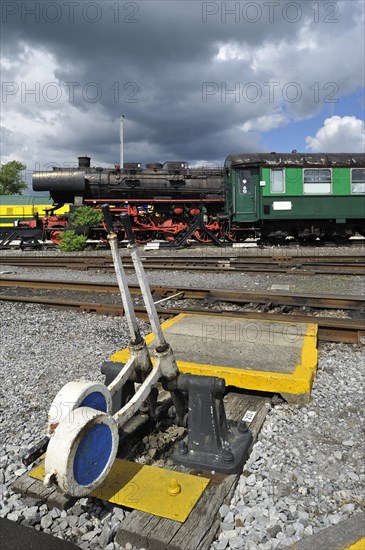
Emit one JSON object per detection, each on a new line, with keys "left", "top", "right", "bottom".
{"left": 120, "top": 115, "right": 124, "bottom": 169}
{"left": 121, "top": 213, "right": 168, "bottom": 350}
{"left": 108, "top": 233, "right": 141, "bottom": 344}
{"left": 129, "top": 245, "right": 168, "bottom": 350}
{"left": 154, "top": 291, "right": 184, "bottom": 305}
{"left": 102, "top": 204, "right": 141, "bottom": 344}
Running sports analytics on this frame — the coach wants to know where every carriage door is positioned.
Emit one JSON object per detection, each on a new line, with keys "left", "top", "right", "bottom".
{"left": 234, "top": 168, "right": 258, "bottom": 221}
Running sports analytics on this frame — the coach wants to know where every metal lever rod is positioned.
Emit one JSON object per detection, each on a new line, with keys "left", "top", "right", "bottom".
{"left": 102, "top": 205, "right": 142, "bottom": 345}
{"left": 113, "top": 365, "right": 161, "bottom": 426}
{"left": 121, "top": 213, "right": 167, "bottom": 350}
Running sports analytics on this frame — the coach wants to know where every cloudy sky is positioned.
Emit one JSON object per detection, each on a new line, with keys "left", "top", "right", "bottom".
{"left": 1, "top": 0, "right": 364, "bottom": 181}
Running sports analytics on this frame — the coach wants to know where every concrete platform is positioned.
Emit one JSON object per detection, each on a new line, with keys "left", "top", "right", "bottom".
{"left": 112, "top": 313, "right": 318, "bottom": 404}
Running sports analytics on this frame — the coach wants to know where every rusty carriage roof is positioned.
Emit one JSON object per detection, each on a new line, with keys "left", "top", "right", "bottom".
{"left": 225, "top": 153, "right": 365, "bottom": 168}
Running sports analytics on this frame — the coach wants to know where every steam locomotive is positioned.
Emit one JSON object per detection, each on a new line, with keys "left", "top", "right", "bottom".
{"left": 32, "top": 156, "right": 225, "bottom": 243}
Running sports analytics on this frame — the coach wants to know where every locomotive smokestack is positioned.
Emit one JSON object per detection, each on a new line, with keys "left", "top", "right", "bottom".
{"left": 120, "top": 115, "right": 124, "bottom": 168}
{"left": 78, "top": 156, "right": 90, "bottom": 169}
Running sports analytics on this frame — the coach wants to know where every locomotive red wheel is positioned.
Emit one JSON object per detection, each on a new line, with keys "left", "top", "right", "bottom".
{"left": 194, "top": 224, "right": 220, "bottom": 243}
{"left": 226, "top": 230, "right": 238, "bottom": 242}
{"left": 160, "top": 218, "right": 187, "bottom": 242}
{"left": 50, "top": 230, "right": 62, "bottom": 245}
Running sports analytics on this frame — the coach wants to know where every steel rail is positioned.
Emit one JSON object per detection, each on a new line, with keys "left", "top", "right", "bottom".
{"left": 1, "top": 277, "right": 364, "bottom": 310}
{"left": 0, "top": 293, "right": 363, "bottom": 345}
{"left": 1, "top": 255, "right": 364, "bottom": 275}
{"left": 1, "top": 254, "right": 364, "bottom": 262}
{"left": 1, "top": 255, "right": 364, "bottom": 266}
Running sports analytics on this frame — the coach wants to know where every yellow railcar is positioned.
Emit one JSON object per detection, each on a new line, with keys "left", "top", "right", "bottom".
{"left": 0, "top": 195, "right": 69, "bottom": 227}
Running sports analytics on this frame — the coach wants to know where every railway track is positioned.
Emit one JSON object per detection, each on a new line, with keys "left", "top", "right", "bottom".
{"left": 1, "top": 254, "right": 365, "bottom": 275}
{"left": 1, "top": 279, "right": 364, "bottom": 345}
{"left": 1, "top": 277, "right": 364, "bottom": 311}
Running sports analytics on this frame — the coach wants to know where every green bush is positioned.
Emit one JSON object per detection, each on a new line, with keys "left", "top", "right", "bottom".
{"left": 58, "top": 230, "right": 88, "bottom": 251}
{"left": 70, "top": 206, "right": 103, "bottom": 227}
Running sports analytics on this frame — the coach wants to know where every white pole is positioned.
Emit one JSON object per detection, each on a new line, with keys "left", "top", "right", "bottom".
{"left": 120, "top": 115, "right": 124, "bottom": 168}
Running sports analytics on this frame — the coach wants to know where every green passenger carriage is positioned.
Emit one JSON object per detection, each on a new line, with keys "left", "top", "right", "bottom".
{"left": 224, "top": 153, "right": 365, "bottom": 242}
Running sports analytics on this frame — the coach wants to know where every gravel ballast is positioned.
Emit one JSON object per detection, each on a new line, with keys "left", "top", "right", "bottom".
{"left": 1, "top": 293, "right": 364, "bottom": 549}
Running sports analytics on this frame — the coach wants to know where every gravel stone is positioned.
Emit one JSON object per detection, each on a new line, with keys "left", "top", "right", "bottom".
{"left": 40, "top": 514, "right": 53, "bottom": 530}
{"left": 246, "top": 474, "right": 256, "bottom": 486}
{"left": 230, "top": 536, "right": 244, "bottom": 549}
{"left": 81, "top": 530, "right": 98, "bottom": 541}
{"left": 7, "top": 511, "right": 22, "bottom": 522}
{"left": 215, "top": 538, "right": 228, "bottom": 550}
{"left": 112, "top": 507, "right": 125, "bottom": 521}
{"left": 219, "top": 504, "right": 230, "bottom": 518}
{"left": 220, "top": 522, "right": 235, "bottom": 532}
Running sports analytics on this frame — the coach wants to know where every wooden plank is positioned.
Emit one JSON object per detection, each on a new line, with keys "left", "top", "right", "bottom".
{"left": 196, "top": 479, "right": 237, "bottom": 550}
{"left": 116, "top": 512, "right": 173, "bottom": 550}
{"left": 12, "top": 471, "right": 39, "bottom": 497}
{"left": 13, "top": 473, "right": 76, "bottom": 510}
{"left": 168, "top": 473, "right": 237, "bottom": 550}
{"left": 12, "top": 472, "right": 76, "bottom": 510}
{"left": 116, "top": 392, "right": 271, "bottom": 550}
{"left": 46, "top": 488, "right": 76, "bottom": 510}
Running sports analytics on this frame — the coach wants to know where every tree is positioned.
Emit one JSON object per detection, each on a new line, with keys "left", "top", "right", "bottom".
{"left": 0, "top": 160, "right": 27, "bottom": 195}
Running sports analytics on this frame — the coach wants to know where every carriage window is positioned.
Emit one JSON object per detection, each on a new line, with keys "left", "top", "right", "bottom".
{"left": 303, "top": 169, "right": 331, "bottom": 194}
{"left": 237, "top": 170, "right": 251, "bottom": 194}
{"left": 270, "top": 169, "right": 284, "bottom": 193}
{"left": 351, "top": 169, "right": 365, "bottom": 193}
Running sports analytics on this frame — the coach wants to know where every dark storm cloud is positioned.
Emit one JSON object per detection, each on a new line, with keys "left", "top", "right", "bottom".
{"left": 1, "top": 0, "right": 364, "bottom": 167}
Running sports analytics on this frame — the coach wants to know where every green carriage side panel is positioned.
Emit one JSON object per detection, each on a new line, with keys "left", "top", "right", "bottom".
{"left": 260, "top": 195, "right": 365, "bottom": 220}
{"left": 225, "top": 153, "right": 365, "bottom": 225}
{"left": 261, "top": 167, "right": 354, "bottom": 197}
{"left": 261, "top": 167, "right": 303, "bottom": 196}
{"left": 332, "top": 167, "right": 351, "bottom": 195}
{"left": 0, "top": 194, "right": 51, "bottom": 205}
{"left": 259, "top": 166, "right": 364, "bottom": 220}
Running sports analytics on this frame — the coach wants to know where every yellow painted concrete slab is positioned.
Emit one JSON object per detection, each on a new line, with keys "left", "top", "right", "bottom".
{"left": 346, "top": 538, "right": 365, "bottom": 550}
{"left": 112, "top": 314, "right": 318, "bottom": 402}
{"left": 30, "top": 459, "right": 209, "bottom": 522}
